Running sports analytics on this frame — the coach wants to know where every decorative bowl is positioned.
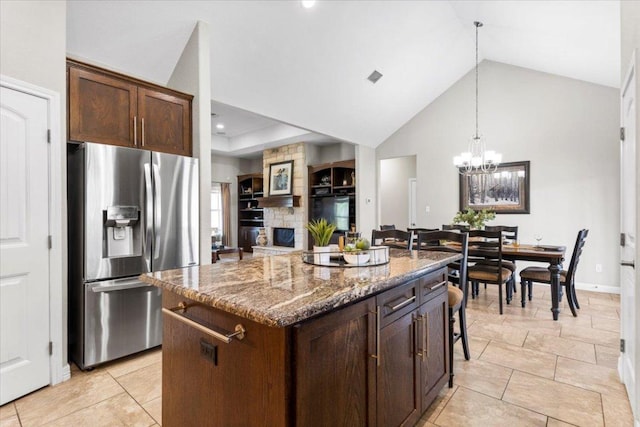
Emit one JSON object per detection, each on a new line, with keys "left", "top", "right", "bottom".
{"left": 343, "top": 251, "right": 370, "bottom": 265}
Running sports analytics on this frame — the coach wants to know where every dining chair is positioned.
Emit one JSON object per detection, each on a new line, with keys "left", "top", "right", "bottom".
{"left": 371, "top": 229, "right": 413, "bottom": 249}
{"left": 442, "top": 224, "right": 470, "bottom": 232}
{"left": 379, "top": 224, "right": 396, "bottom": 231}
{"left": 519, "top": 229, "right": 589, "bottom": 316}
{"left": 416, "top": 230, "right": 470, "bottom": 388}
{"left": 477, "top": 225, "right": 519, "bottom": 294}
{"left": 407, "top": 227, "right": 439, "bottom": 248}
{"left": 466, "top": 230, "right": 515, "bottom": 314}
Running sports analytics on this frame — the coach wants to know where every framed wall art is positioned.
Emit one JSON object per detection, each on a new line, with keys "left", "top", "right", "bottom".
{"left": 268, "top": 160, "right": 293, "bottom": 196}
{"left": 459, "top": 161, "right": 530, "bottom": 214}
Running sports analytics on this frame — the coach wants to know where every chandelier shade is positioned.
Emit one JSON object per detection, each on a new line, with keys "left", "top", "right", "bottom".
{"left": 454, "top": 21, "right": 502, "bottom": 174}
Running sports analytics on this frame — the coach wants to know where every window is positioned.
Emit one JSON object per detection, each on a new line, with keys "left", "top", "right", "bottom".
{"left": 211, "top": 183, "right": 222, "bottom": 243}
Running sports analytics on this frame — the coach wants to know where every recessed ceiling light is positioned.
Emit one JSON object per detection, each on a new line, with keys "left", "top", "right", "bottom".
{"left": 216, "top": 123, "right": 225, "bottom": 130}
{"left": 301, "top": 0, "right": 316, "bottom": 9}
{"left": 367, "top": 70, "right": 383, "bottom": 84}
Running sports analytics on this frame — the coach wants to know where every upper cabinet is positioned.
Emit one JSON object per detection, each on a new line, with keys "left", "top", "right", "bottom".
{"left": 68, "top": 60, "right": 193, "bottom": 157}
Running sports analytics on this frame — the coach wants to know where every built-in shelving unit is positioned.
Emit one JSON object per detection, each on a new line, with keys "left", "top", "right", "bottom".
{"left": 238, "top": 173, "right": 264, "bottom": 253}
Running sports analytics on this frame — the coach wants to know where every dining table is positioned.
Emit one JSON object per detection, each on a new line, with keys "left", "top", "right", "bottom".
{"left": 474, "top": 243, "right": 567, "bottom": 320}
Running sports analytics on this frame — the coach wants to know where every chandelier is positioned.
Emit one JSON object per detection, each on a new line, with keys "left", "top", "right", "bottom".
{"left": 453, "top": 21, "right": 502, "bottom": 174}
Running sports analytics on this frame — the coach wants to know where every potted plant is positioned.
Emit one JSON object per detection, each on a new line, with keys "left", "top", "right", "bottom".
{"left": 452, "top": 208, "right": 496, "bottom": 230}
{"left": 305, "top": 218, "right": 336, "bottom": 264}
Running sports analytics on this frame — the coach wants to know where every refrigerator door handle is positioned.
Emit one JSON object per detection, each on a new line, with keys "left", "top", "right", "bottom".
{"left": 144, "top": 163, "right": 153, "bottom": 271}
{"left": 152, "top": 163, "right": 161, "bottom": 260}
{"left": 90, "top": 278, "right": 153, "bottom": 293}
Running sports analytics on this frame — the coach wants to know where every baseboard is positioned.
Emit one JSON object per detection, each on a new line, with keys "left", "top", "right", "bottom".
{"left": 573, "top": 282, "right": 620, "bottom": 294}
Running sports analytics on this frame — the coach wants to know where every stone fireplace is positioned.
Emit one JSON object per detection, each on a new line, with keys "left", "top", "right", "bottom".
{"left": 262, "top": 143, "right": 307, "bottom": 249}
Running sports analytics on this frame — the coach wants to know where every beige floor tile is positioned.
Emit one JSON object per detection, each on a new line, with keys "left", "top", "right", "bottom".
{"left": 573, "top": 303, "right": 619, "bottom": 320}
{"left": 503, "top": 371, "right": 603, "bottom": 426}
{"left": 0, "top": 416, "right": 21, "bottom": 427}
{"left": 560, "top": 324, "right": 619, "bottom": 348}
{"left": 501, "top": 315, "right": 562, "bottom": 337}
{"left": 421, "top": 384, "right": 458, "bottom": 423}
{"left": 587, "top": 297, "right": 619, "bottom": 307}
{"left": 465, "top": 308, "right": 505, "bottom": 325}
{"left": 554, "top": 356, "right": 627, "bottom": 396}
{"left": 535, "top": 310, "right": 593, "bottom": 328}
{"left": 575, "top": 289, "right": 614, "bottom": 301}
{"left": 591, "top": 315, "right": 620, "bottom": 333}
{"left": 453, "top": 336, "right": 490, "bottom": 360}
{"left": 480, "top": 341, "right": 557, "bottom": 379}
{"left": 450, "top": 358, "right": 512, "bottom": 399}
{"left": 466, "top": 322, "right": 529, "bottom": 347}
{"left": 42, "top": 392, "right": 155, "bottom": 427}
{"left": 142, "top": 397, "right": 161, "bottom": 425}
{"left": 435, "top": 386, "right": 547, "bottom": 426}
{"left": 601, "top": 391, "right": 634, "bottom": 427}
{"left": 595, "top": 344, "right": 620, "bottom": 369}
{"left": 106, "top": 348, "right": 162, "bottom": 379}
{"left": 115, "top": 361, "right": 162, "bottom": 405}
{"left": 523, "top": 331, "right": 596, "bottom": 363}
{"left": 15, "top": 371, "right": 124, "bottom": 426}
{"left": 546, "top": 418, "right": 577, "bottom": 427}
{"left": 0, "top": 403, "right": 17, "bottom": 421}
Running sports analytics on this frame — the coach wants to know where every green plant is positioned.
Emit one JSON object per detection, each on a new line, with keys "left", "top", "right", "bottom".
{"left": 452, "top": 208, "right": 496, "bottom": 229}
{"left": 305, "top": 218, "right": 337, "bottom": 247}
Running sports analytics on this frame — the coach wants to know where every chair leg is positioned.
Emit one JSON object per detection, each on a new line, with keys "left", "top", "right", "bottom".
{"left": 458, "top": 306, "right": 470, "bottom": 361}
{"left": 448, "top": 308, "right": 455, "bottom": 388}
{"left": 571, "top": 281, "right": 580, "bottom": 309}
{"left": 506, "top": 279, "right": 512, "bottom": 304}
{"left": 527, "top": 280, "right": 533, "bottom": 301}
{"left": 565, "top": 284, "right": 578, "bottom": 317}
{"left": 520, "top": 278, "right": 527, "bottom": 307}
{"left": 498, "top": 284, "right": 503, "bottom": 314}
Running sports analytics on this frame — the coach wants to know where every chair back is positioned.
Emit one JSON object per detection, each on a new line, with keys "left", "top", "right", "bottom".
{"left": 380, "top": 224, "right": 396, "bottom": 231}
{"left": 416, "top": 230, "right": 468, "bottom": 295}
{"left": 371, "top": 229, "right": 413, "bottom": 249}
{"left": 485, "top": 225, "right": 518, "bottom": 242}
{"left": 468, "top": 229, "right": 503, "bottom": 282}
{"left": 442, "top": 224, "right": 470, "bottom": 232}
{"left": 408, "top": 227, "right": 439, "bottom": 246}
{"left": 565, "top": 229, "right": 589, "bottom": 284}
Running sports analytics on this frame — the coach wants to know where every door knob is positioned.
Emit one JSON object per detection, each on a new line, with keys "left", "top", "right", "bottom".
{"left": 621, "top": 260, "right": 635, "bottom": 268}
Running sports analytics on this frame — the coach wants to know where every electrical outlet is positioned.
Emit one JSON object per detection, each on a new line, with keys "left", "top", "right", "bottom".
{"left": 595, "top": 264, "right": 603, "bottom": 273}
{"left": 200, "top": 339, "right": 218, "bottom": 365}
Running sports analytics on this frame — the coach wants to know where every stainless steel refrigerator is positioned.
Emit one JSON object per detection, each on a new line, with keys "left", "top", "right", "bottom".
{"left": 68, "top": 142, "right": 199, "bottom": 369}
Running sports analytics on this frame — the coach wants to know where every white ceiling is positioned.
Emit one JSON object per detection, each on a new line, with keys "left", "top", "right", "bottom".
{"left": 67, "top": 1, "right": 620, "bottom": 150}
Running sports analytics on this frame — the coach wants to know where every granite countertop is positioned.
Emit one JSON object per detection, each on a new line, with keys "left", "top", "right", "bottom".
{"left": 140, "top": 249, "right": 459, "bottom": 327}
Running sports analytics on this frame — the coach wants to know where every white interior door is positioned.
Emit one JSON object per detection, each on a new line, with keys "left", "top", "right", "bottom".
{"left": 0, "top": 86, "right": 50, "bottom": 404}
{"left": 620, "top": 51, "right": 638, "bottom": 424}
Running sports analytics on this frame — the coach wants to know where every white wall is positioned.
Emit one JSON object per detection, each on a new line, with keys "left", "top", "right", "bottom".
{"left": 356, "top": 145, "right": 377, "bottom": 239}
{"left": 379, "top": 156, "right": 416, "bottom": 230}
{"left": 167, "top": 21, "right": 212, "bottom": 264}
{"left": 378, "top": 61, "right": 620, "bottom": 288}
{"left": 1, "top": 0, "right": 68, "bottom": 382}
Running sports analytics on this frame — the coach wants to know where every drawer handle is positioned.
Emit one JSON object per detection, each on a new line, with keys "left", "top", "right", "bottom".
{"left": 163, "top": 306, "right": 246, "bottom": 344}
{"left": 370, "top": 306, "right": 381, "bottom": 366}
{"left": 386, "top": 295, "right": 416, "bottom": 311}
{"left": 429, "top": 281, "right": 447, "bottom": 291}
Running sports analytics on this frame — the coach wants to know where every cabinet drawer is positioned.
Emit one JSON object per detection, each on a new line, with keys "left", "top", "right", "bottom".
{"left": 417, "top": 268, "right": 447, "bottom": 304}
{"left": 376, "top": 280, "right": 418, "bottom": 327}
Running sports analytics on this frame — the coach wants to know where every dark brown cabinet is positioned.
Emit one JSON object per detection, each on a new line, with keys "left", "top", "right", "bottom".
{"left": 68, "top": 60, "right": 193, "bottom": 156}
{"left": 162, "top": 266, "right": 449, "bottom": 426}
{"left": 237, "top": 173, "right": 264, "bottom": 252}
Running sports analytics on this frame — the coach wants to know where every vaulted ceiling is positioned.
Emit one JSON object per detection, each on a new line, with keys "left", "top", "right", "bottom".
{"left": 67, "top": 1, "right": 620, "bottom": 149}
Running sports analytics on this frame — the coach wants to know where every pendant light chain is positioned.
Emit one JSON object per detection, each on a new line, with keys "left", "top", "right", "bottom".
{"left": 475, "top": 21, "right": 480, "bottom": 140}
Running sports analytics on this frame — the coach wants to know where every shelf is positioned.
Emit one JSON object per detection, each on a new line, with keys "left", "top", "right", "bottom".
{"left": 257, "top": 195, "right": 301, "bottom": 208}
{"left": 240, "top": 219, "right": 264, "bottom": 223}
{"left": 240, "top": 208, "right": 263, "bottom": 212}
{"left": 311, "top": 184, "right": 332, "bottom": 188}
{"left": 333, "top": 185, "right": 355, "bottom": 190}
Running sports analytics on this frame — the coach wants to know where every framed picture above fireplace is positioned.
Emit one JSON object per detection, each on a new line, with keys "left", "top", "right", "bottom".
{"left": 269, "top": 160, "right": 293, "bottom": 196}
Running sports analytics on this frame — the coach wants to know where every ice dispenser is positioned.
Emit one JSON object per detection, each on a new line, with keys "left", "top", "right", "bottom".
{"left": 104, "top": 206, "right": 141, "bottom": 258}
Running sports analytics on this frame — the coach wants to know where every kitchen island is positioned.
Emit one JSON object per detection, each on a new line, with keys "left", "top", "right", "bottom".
{"left": 141, "top": 248, "right": 460, "bottom": 427}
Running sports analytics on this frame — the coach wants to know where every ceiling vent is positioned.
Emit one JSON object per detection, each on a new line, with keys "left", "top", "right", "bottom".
{"left": 367, "top": 70, "right": 383, "bottom": 84}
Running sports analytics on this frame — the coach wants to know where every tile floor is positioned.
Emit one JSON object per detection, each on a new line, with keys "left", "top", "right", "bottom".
{"left": 0, "top": 285, "right": 633, "bottom": 426}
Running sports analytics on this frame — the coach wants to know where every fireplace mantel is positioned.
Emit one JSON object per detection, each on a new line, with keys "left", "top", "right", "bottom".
{"left": 257, "top": 196, "right": 301, "bottom": 208}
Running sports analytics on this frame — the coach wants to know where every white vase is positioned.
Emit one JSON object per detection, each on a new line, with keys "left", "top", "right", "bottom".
{"left": 313, "top": 245, "right": 331, "bottom": 265}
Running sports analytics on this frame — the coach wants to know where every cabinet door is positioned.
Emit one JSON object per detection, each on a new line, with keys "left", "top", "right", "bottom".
{"left": 295, "top": 298, "right": 376, "bottom": 427}
{"left": 138, "top": 87, "right": 191, "bottom": 156}
{"left": 418, "top": 289, "right": 449, "bottom": 411}
{"left": 68, "top": 66, "right": 137, "bottom": 147}
{"left": 377, "top": 310, "right": 420, "bottom": 427}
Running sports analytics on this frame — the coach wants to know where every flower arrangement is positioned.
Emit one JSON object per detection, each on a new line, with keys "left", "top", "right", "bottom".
{"left": 452, "top": 209, "right": 496, "bottom": 230}
{"left": 305, "top": 218, "right": 337, "bottom": 247}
